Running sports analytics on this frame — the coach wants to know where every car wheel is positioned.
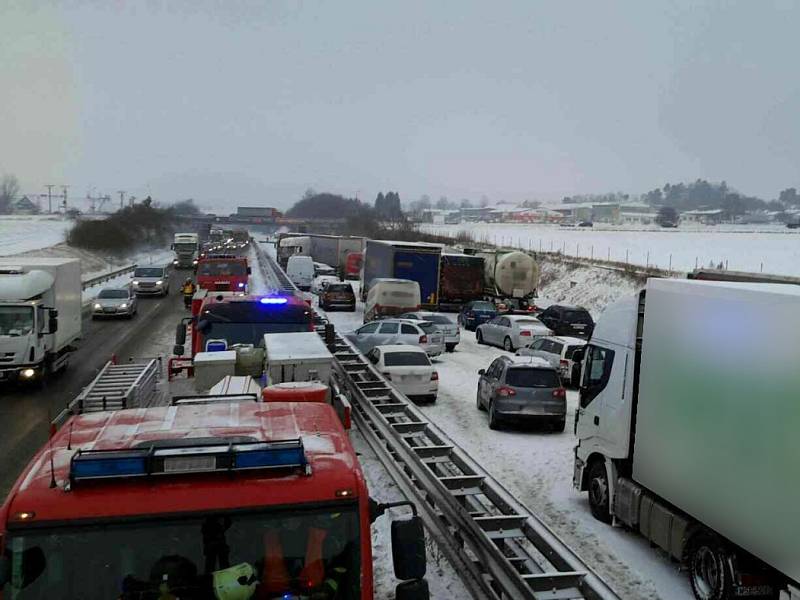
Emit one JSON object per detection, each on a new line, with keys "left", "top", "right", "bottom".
{"left": 687, "top": 532, "right": 735, "bottom": 600}
{"left": 476, "top": 330, "right": 485, "bottom": 345}
{"left": 445, "top": 344, "right": 455, "bottom": 352}
{"left": 488, "top": 401, "right": 502, "bottom": 430}
{"left": 503, "top": 337, "right": 514, "bottom": 352}
{"left": 587, "top": 460, "right": 612, "bottom": 524}
{"left": 476, "top": 389, "right": 486, "bottom": 411}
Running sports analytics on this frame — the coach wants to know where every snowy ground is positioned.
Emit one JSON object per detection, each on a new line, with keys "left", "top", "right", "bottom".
{"left": 421, "top": 222, "right": 800, "bottom": 276}
{"left": 0, "top": 215, "right": 73, "bottom": 255}
{"left": 320, "top": 285, "right": 692, "bottom": 600}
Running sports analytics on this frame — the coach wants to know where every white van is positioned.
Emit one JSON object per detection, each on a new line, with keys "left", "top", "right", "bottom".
{"left": 364, "top": 278, "right": 421, "bottom": 323}
{"left": 286, "top": 255, "right": 315, "bottom": 291}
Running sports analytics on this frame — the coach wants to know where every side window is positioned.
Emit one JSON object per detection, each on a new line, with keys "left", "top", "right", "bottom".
{"left": 380, "top": 322, "right": 399, "bottom": 334}
{"left": 358, "top": 322, "right": 379, "bottom": 334}
{"left": 366, "top": 349, "right": 379, "bottom": 364}
{"left": 529, "top": 339, "right": 545, "bottom": 351}
{"left": 580, "top": 345, "right": 615, "bottom": 408}
{"left": 401, "top": 324, "right": 417, "bottom": 334}
{"left": 550, "top": 342, "right": 564, "bottom": 355}
{"left": 487, "top": 359, "right": 502, "bottom": 379}
{"left": 500, "top": 318, "right": 510, "bottom": 328}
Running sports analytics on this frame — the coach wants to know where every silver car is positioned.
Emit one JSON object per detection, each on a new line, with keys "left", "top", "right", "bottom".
{"left": 516, "top": 335, "right": 587, "bottom": 386}
{"left": 132, "top": 266, "right": 170, "bottom": 296}
{"left": 476, "top": 355, "right": 566, "bottom": 431}
{"left": 345, "top": 318, "right": 445, "bottom": 357}
{"left": 476, "top": 314, "right": 552, "bottom": 351}
{"left": 399, "top": 311, "right": 460, "bottom": 352}
{"left": 92, "top": 287, "right": 138, "bottom": 319}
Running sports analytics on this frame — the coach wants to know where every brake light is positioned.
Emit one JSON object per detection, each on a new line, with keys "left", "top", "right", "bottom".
{"left": 431, "top": 371, "right": 439, "bottom": 381}
{"left": 559, "top": 359, "right": 569, "bottom": 368}
{"left": 553, "top": 387, "right": 566, "bottom": 399}
{"left": 382, "top": 372, "right": 392, "bottom": 380}
{"left": 520, "top": 330, "right": 531, "bottom": 336}
{"left": 419, "top": 335, "right": 428, "bottom": 344}
{"left": 497, "top": 386, "right": 516, "bottom": 397}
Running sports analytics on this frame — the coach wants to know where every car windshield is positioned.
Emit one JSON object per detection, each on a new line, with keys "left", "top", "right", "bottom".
{"left": 0, "top": 306, "right": 34, "bottom": 336}
{"left": 134, "top": 268, "right": 164, "bottom": 278}
{"left": 3, "top": 507, "right": 360, "bottom": 599}
{"left": 383, "top": 351, "right": 431, "bottom": 366}
{"left": 417, "top": 322, "right": 437, "bottom": 333}
{"left": 470, "top": 302, "right": 495, "bottom": 311}
{"left": 506, "top": 368, "right": 560, "bottom": 388}
{"left": 198, "top": 262, "right": 247, "bottom": 276}
{"left": 98, "top": 289, "right": 129, "bottom": 299}
{"left": 563, "top": 310, "right": 593, "bottom": 323}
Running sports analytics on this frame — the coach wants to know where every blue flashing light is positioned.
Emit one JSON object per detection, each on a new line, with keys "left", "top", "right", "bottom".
{"left": 234, "top": 444, "right": 306, "bottom": 470}
{"left": 71, "top": 453, "right": 148, "bottom": 480}
{"left": 237, "top": 282, "right": 245, "bottom": 288}
{"left": 259, "top": 297, "right": 288, "bottom": 305}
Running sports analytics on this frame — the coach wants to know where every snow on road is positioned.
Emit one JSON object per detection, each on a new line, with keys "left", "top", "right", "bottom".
{"left": 324, "top": 301, "right": 692, "bottom": 600}
{"left": 0, "top": 216, "right": 72, "bottom": 256}
{"left": 422, "top": 222, "right": 800, "bottom": 276}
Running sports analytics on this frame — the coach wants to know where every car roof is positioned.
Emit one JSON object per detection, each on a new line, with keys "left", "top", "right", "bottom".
{"left": 506, "top": 314, "right": 543, "bottom": 322}
{"left": 548, "top": 335, "right": 588, "bottom": 345}
{"left": 548, "top": 304, "right": 588, "bottom": 311}
{"left": 504, "top": 355, "right": 556, "bottom": 369}
{"left": 100, "top": 287, "right": 130, "bottom": 293}
{"left": 375, "top": 344, "right": 427, "bottom": 353}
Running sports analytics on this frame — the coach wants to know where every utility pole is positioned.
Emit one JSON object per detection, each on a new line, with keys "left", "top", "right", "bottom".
{"left": 117, "top": 190, "right": 126, "bottom": 209}
{"left": 44, "top": 184, "right": 56, "bottom": 213}
{"left": 60, "top": 185, "right": 69, "bottom": 212}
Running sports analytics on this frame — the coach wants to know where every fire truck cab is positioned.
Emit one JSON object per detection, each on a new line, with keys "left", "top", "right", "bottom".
{"left": 196, "top": 254, "right": 251, "bottom": 293}
{"left": 0, "top": 399, "right": 429, "bottom": 599}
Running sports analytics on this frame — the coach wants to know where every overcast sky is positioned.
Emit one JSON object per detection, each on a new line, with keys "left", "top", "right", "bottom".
{"left": 1, "top": 1, "right": 798, "bottom": 211}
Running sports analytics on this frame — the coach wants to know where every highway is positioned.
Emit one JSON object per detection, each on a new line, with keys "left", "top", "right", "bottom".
{"left": 0, "top": 271, "right": 186, "bottom": 498}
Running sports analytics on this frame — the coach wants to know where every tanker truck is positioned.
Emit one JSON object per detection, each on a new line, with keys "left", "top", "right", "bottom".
{"left": 474, "top": 249, "right": 540, "bottom": 309}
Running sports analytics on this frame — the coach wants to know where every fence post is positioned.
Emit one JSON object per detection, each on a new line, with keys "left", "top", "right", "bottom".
{"left": 607, "top": 247, "right": 610, "bottom": 261}
{"left": 591, "top": 245, "right": 594, "bottom": 260}
{"left": 577, "top": 243, "right": 580, "bottom": 258}
{"left": 625, "top": 249, "right": 629, "bottom": 264}
{"left": 695, "top": 257, "right": 698, "bottom": 269}
{"left": 760, "top": 262, "right": 763, "bottom": 273}
{"left": 669, "top": 254, "right": 672, "bottom": 271}
{"left": 646, "top": 251, "right": 650, "bottom": 268}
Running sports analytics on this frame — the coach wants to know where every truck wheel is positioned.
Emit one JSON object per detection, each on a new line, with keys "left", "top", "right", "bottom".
{"left": 587, "top": 460, "right": 612, "bottom": 524}
{"left": 503, "top": 337, "right": 514, "bottom": 352}
{"left": 476, "top": 330, "right": 485, "bottom": 345}
{"left": 687, "top": 532, "right": 734, "bottom": 600}
{"left": 488, "top": 401, "right": 502, "bottom": 430}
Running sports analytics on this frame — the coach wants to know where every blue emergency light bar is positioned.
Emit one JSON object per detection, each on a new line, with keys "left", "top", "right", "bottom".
{"left": 259, "top": 296, "right": 288, "bottom": 305}
{"left": 69, "top": 439, "right": 308, "bottom": 484}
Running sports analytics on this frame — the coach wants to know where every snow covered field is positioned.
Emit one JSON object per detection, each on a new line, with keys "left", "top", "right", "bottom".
{"left": 0, "top": 215, "right": 73, "bottom": 256}
{"left": 421, "top": 222, "right": 800, "bottom": 276}
{"left": 319, "top": 283, "right": 690, "bottom": 600}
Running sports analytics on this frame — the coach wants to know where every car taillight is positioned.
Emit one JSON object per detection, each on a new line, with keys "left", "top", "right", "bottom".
{"left": 382, "top": 372, "right": 392, "bottom": 380}
{"left": 497, "top": 386, "right": 516, "bottom": 397}
{"left": 431, "top": 371, "right": 439, "bottom": 381}
{"left": 559, "top": 359, "right": 569, "bottom": 368}
{"left": 520, "top": 330, "right": 531, "bottom": 336}
{"left": 553, "top": 387, "right": 566, "bottom": 398}
{"left": 419, "top": 335, "right": 428, "bottom": 343}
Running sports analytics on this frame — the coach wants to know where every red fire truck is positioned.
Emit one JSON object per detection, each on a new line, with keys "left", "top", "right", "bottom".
{"left": 0, "top": 398, "right": 428, "bottom": 599}
{"left": 196, "top": 254, "right": 251, "bottom": 293}
{"left": 176, "top": 293, "right": 314, "bottom": 359}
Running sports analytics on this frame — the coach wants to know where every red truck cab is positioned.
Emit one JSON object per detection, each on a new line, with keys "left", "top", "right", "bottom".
{"left": 345, "top": 252, "right": 363, "bottom": 280}
{"left": 0, "top": 400, "right": 428, "bottom": 599}
{"left": 196, "top": 254, "right": 251, "bottom": 293}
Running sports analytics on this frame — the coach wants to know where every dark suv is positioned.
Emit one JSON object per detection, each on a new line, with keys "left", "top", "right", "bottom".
{"left": 536, "top": 304, "right": 594, "bottom": 339}
{"left": 319, "top": 282, "right": 356, "bottom": 311}
{"left": 476, "top": 355, "right": 566, "bottom": 431}
{"left": 458, "top": 300, "right": 498, "bottom": 331}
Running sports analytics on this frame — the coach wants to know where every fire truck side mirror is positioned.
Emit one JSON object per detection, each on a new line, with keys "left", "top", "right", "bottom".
{"left": 247, "top": 267, "right": 252, "bottom": 275}
{"left": 175, "top": 323, "right": 186, "bottom": 345}
{"left": 392, "top": 515, "right": 427, "bottom": 580}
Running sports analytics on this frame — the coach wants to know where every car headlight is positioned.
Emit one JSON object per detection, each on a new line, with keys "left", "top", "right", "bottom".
{"left": 119, "top": 303, "right": 128, "bottom": 309}
{"left": 132, "top": 280, "right": 139, "bottom": 285}
{"left": 94, "top": 303, "right": 102, "bottom": 309}
{"left": 156, "top": 280, "right": 163, "bottom": 285}
{"left": 20, "top": 368, "right": 36, "bottom": 379}
{"left": 238, "top": 282, "right": 245, "bottom": 288}
{"left": 173, "top": 259, "right": 178, "bottom": 264}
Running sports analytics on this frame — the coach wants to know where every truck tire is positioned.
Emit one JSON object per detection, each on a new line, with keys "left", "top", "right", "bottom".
{"left": 503, "top": 336, "right": 514, "bottom": 352}
{"left": 476, "top": 330, "right": 485, "bottom": 345}
{"left": 687, "top": 532, "right": 735, "bottom": 600}
{"left": 488, "top": 401, "right": 502, "bottom": 430}
{"left": 587, "top": 460, "right": 612, "bottom": 524}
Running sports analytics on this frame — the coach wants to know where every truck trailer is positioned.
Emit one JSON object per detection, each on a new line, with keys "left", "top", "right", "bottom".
{"left": 362, "top": 240, "right": 442, "bottom": 309}
{"left": 438, "top": 253, "right": 485, "bottom": 310}
{"left": 573, "top": 278, "right": 800, "bottom": 600}
{"left": 0, "top": 258, "right": 81, "bottom": 383}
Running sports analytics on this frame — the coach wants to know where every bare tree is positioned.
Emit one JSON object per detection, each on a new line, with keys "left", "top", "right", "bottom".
{"left": 0, "top": 175, "right": 20, "bottom": 214}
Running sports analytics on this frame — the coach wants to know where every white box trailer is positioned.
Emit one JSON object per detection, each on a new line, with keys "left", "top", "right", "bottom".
{"left": 0, "top": 258, "right": 82, "bottom": 382}
{"left": 263, "top": 332, "right": 333, "bottom": 392}
{"left": 574, "top": 278, "right": 800, "bottom": 599}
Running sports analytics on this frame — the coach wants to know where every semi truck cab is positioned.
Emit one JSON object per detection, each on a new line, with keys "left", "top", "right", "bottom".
{"left": 0, "top": 399, "right": 429, "bottom": 599}
{"left": 172, "top": 232, "right": 200, "bottom": 269}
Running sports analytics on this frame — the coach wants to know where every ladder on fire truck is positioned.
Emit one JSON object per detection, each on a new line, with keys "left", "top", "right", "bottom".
{"left": 252, "top": 241, "right": 622, "bottom": 600}
{"left": 54, "top": 358, "right": 161, "bottom": 427}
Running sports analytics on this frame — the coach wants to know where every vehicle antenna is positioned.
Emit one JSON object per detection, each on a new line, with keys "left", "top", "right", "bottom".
{"left": 66, "top": 418, "right": 75, "bottom": 450}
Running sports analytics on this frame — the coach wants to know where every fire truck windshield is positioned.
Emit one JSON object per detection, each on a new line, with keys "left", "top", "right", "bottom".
{"left": 3, "top": 507, "right": 360, "bottom": 599}
{"left": 197, "top": 261, "right": 247, "bottom": 276}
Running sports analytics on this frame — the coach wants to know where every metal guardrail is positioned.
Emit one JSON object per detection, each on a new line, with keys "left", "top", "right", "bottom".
{"left": 254, "top": 241, "right": 621, "bottom": 600}
{"left": 81, "top": 264, "right": 138, "bottom": 290}
{"left": 53, "top": 358, "right": 161, "bottom": 428}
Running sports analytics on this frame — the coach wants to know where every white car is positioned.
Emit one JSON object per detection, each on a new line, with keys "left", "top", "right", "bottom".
{"left": 399, "top": 311, "right": 460, "bottom": 352}
{"left": 516, "top": 335, "right": 587, "bottom": 385}
{"left": 365, "top": 344, "right": 438, "bottom": 403}
{"left": 476, "top": 314, "right": 552, "bottom": 352}
{"left": 345, "top": 319, "right": 445, "bottom": 357}
{"left": 311, "top": 275, "right": 340, "bottom": 295}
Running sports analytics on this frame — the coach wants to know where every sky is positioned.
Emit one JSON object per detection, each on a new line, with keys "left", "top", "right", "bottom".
{"left": 1, "top": 1, "right": 798, "bottom": 212}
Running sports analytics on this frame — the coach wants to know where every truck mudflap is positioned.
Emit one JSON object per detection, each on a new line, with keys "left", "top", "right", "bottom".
{"left": 572, "top": 452, "right": 585, "bottom": 491}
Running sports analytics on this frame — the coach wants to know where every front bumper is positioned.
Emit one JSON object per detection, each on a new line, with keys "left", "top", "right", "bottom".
{"left": 0, "top": 364, "right": 42, "bottom": 381}
{"left": 93, "top": 306, "right": 131, "bottom": 316}
{"left": 133, "top": 284, "right": 166, "bottom": 295}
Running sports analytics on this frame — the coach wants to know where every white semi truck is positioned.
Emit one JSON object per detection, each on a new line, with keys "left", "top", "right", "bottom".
{"left": 172, "top": 232, "right": 199, "bottom": 269}
{"left": 0, "top": 258, "right": 82, "bottom": 383}
{"left": 574, "top": 278, "right": 800, "bottom": 600}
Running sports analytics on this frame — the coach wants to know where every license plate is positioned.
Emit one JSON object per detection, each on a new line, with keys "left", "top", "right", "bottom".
{"left": 103, "top": 307, "right": 116, "bottom": 313}
{"left": 573, "top": 324, "right": 585, "bottom": 329}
